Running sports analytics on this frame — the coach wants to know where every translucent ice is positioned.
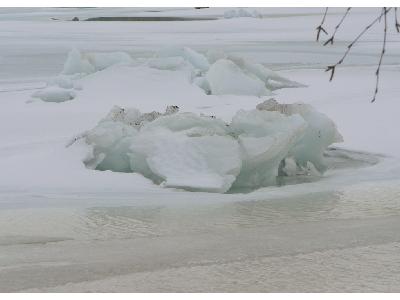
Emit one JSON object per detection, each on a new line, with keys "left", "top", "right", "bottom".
{"left": 61, "top": 48, "right": 133, "bottom": 75}
{"left": 61, "top": 48, "right": 96, "bottom": 75}
{"left": 77, "top": 100, "right": 342, "bottom": 193}
{"left": 149, "top": 47, "right": 304, "bottom": 96}
{"left": 257, "top": 99, "right": 344, "bottom": 172}
{"left": 206, "top": 59, "right": 271, "bottom": 96}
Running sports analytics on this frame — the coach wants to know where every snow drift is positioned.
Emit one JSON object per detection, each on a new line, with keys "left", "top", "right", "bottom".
{"left": 72, "top": 99, "right": 342, "bottom": 193}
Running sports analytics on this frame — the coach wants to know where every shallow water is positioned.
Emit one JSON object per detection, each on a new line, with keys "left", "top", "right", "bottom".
{"left": 0, "top": 144, "right": 399, "bottom": 291}
{"left": 1, "top": 179, "right": 400, "bottom": 292}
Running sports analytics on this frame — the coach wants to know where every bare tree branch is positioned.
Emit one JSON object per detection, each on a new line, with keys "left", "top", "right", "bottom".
{"left": 325, "top": 7, "right": 392, "bottom": 82}
{"left": 316, "top": 7, "right": 329, "bottom": 41}
{"left": 395, "top": 7, "right": 400, "bottom": 32}
{"left": 379, "top": 7, "right": 385, "bottom": 22}
{"left": 324, "top": 7, "right": 351, "bottom": 46}
{"left": 372, "top": 7, "right": 389, "bottom": 102}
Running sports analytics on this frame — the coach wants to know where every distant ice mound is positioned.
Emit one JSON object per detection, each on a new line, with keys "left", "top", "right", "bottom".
{"left": 31, "top": 47, "right": 303, "bottom": 103}
{"left": 62, "top": 48, "right": 133, "bottom": 75}
{"left": 29, "top": 48, "right": 133, "bottom": 103}
{"left": 71, "top": 99, "right": 342, "bottom": 193}
{"left": 147, "top": 47, "right": 305, "bottom": 96}
{"left": 32, "top": 86, "right": 76, "bottom": 103}
{"left": 223, "top": 8, "right": 262, "bottom": 19}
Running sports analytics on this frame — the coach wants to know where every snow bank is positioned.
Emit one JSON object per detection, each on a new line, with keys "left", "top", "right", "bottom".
{"left": 72, "top": 99, "right": 342, "bottom": 193}
{"left": 148, "top": 47, "right": 305, "bottom": 96}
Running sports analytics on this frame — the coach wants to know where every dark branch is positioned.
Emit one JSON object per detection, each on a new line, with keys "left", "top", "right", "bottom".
{"left": 323, "top": 7, "right": 351, "bottom": 46}
{"left": 372, "top": 8, "right": 388, "bottom": 102}
{"left": 325, "top": 7, "right": 392, "bottom": 82}
{"left": 395, "top": 8, "right": 400, "bottom": 32}
{"left": 316, "top": 7, "right": 329, "bottom": 41}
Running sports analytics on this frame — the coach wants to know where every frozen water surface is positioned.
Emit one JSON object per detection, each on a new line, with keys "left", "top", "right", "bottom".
{"left": 0, "top": 7, "right": 400, "bottom": 292}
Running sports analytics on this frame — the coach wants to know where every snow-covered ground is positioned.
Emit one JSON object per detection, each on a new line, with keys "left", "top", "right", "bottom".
{"left": 0, "top": 7, "right": 400, "bottom": 292}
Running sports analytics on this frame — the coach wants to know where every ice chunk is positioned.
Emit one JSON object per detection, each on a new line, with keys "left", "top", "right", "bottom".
{"left": 61, "top": 48, "right": 133, "bottom": 75}
{"left": 101, "top": 105, "right": 180, "bottom": 129}
{"left": 257, "top": 99, "right": 343, "bottom": 172}
{"left": 279, "top": 157, "right": 298, "bottom": 176}
{"left": 230, "top": 108, "right": 306, "bottom": 138}
{"left": 227, "top": 54, "right": 306, "bottom": 90}
{"left": 79, "top": 102, "right": 342, "bottom": 193}
{"left": 182, "top": 47, "right": 210, "bottom": 72}
{"left": 130, "top": 130, "right": 241, "bottom": 193}
{"left": 32, "top": 86, "right": 76, "bottom": 102}
{"left": 230, "top": 109, "right": 307, "bottom": 188}
{"left": 149, "top": 48, "right": 303, "bottom": 96}
{"left": 96, "top": 137, "right": 134, "bottom": 173}
{"left": 165, "top": 105, "right": 180, "bottom": 115}
{"left": 142, "top": 112, "right": 227, "bottom": 136}
{"left": 85, "top": 120, "right": 135, "bottom": 149}
{"left": 61, "top": 48, "right": 95, "bottom": 75}
{"left": 193, "top": 76, "right": 211, "bottom": 94}
{"left": 83, "top": 119, "right": 138, "bottom": 172}
{"left": 103, "top": 105, "right": 142, "bottom": 125}
{"left": 206, "top": 59, "right": 271, "bottom": 96}
{"left": 152, "top": 46, "right": 209, "bottom": 72}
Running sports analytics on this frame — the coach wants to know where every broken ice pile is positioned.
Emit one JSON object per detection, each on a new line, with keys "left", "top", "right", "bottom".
{"left": 147, "top": 47, "right": 306, "bottom": 96}
{"left": 31, "top": 46, "right": 304, "bottom": 103}
{"left": 75, "top": 99, "right": 343, "bottom": 193}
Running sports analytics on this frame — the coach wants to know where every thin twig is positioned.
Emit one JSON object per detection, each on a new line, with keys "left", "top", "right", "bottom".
{"left": 372, "top": 7, "right": 388, "bottom": 102}
{"left": 379, "top": 7, "right": 385, "bottom": 22}
{"left": 395, "top": 8, "right": 400, "bottom": 32}
{"left": 325, "top": 7, "right": 392, "bottom": 81}
{"left": 324, "top": 7, "right": 351, "bottom": 46}
{"left": 316, "top": 7, "right": 329, "bottom": 41}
